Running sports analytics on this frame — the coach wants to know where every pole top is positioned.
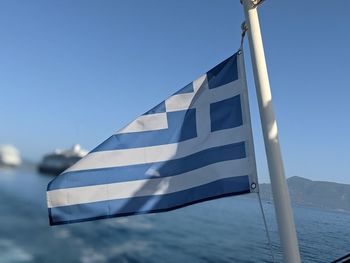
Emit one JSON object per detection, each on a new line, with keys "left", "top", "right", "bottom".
{"left": 240, "top": 0, "right": 265, "bottom": 8}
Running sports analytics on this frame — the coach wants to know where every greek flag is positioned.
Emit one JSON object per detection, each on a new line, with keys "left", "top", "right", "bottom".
{"left": 47, "top": 50, "right": 258, "bottom": 225}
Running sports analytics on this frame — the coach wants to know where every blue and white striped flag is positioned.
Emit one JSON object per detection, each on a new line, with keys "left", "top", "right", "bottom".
{"left": 47, "top": 50, "right": 258, "bottom": 225}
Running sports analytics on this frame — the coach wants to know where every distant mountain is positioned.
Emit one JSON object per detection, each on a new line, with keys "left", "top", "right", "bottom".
{"left": 257, "top": 176, "right": 350, "bottom": 212}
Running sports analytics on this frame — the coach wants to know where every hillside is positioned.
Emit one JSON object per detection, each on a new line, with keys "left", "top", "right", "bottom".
{"left": 258, "top": 176, "right": 350, "bottom": 212}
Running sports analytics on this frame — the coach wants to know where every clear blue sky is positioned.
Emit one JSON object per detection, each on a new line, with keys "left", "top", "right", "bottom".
{"left": 1, "top": 0, "right": 349, "bottom": 183}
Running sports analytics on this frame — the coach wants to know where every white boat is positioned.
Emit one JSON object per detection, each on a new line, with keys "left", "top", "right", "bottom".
{"left": 38, "top": 144, "right": 87, "bottom": 175}
{"left": 0, "top": 145, "right": 22, "bottom": 167}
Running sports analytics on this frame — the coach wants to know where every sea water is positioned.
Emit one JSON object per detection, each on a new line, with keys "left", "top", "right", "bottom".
{"left": 0, "top": 168, "right": 349, "bottom": 263}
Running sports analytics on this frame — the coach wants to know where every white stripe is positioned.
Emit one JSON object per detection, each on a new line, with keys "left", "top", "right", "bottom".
{"left": 165, "top": 77, "right": 243, "bottom": 113}
{"left": 64, "top": 125, "right": 249, "bottom": 172}
{"left": 192, "top": 74, "right": 206, "bottom": 92}
{"left": 165, "top": 93, "right": 195, "bottom": 112}
{"left": 47, "top": 158, "right": 251, "bottom": 208}
{"left": 116, "top": 113, "right": 168, "bottom": 134}
{"left": 164, "top": 74, "right": 206, "bottom": 112}
{"left": 198, "top": 79, "right": 243, "bottom": 107}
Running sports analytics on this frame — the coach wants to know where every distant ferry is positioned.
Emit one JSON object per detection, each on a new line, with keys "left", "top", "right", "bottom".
{"left": 0, "top": 145, "right": 22, "bottom": 167}
{"left": 38, "top": 144, "right": 87, "bottom": 175}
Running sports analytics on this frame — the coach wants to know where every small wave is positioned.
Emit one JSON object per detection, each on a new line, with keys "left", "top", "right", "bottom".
{"left": 0, "top": 239, "right": 33, "bottom": 262}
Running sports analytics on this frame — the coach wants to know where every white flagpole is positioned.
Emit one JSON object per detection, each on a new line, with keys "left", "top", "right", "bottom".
{"left": 241, "top": 1, "right": 301, "bottom": 262}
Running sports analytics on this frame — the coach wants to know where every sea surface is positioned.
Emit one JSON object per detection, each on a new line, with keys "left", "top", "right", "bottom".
{"left": 0, "top": 167, "right": 349, "bottom": 263}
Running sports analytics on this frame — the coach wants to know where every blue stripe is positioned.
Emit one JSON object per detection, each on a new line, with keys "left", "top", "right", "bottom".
{"left": 173, "top": 82, "right": 194, "bottom": 95}
{"left": 144, "top": 101, "right": 166, "bottom": 115}
{"left": 207, "top": 53, "right": 238, "bottom": 89}
{"left": 92, "top": 109, "right": 197, "bottom": 152}
{"left": 140, "top": 83, "right": 194, "bottom": 116}
{"left": 48, "top": 142, "right": 246, "bottom": 190}
{"left": 49, "top": 175, "right": 250, "bottom": 225}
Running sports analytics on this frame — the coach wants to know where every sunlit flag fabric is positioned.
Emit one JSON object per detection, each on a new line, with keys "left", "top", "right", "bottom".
{"left": 47, "top": 50, "right": 258, "bottom": 225}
